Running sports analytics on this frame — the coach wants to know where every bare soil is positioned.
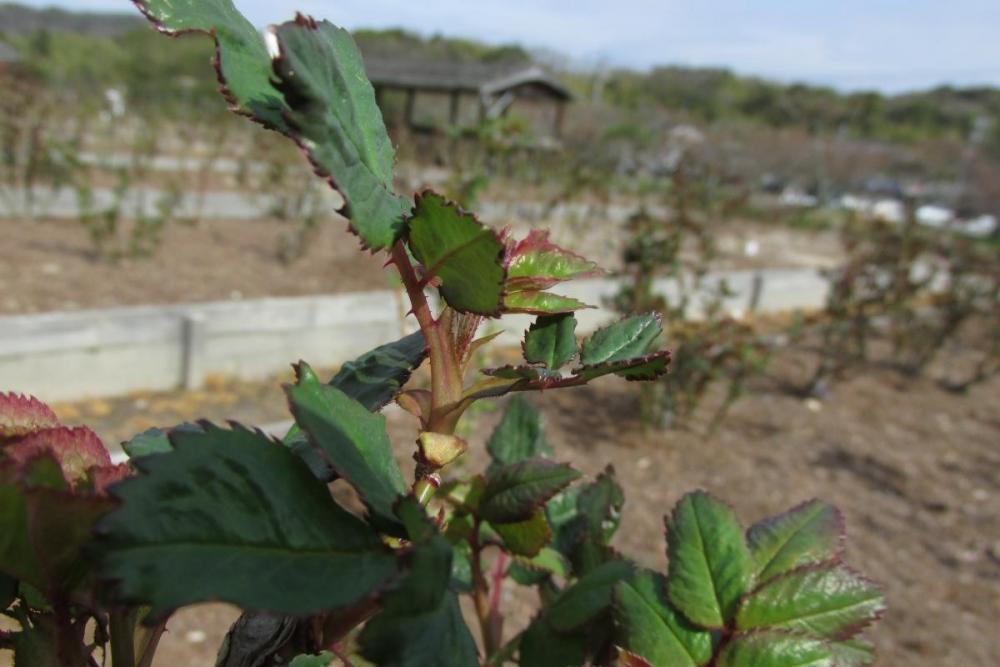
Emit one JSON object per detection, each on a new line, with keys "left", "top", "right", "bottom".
{"left": 0, "top": 217, "right": 389, "bottom": 314}
{"left": 2, "top": 212, "right": 841, "bottom": 315}
{"left": 7, "top": 342, "right": 993, "bottom": 667}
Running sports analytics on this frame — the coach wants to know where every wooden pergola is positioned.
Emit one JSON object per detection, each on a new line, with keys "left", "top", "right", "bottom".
{"left": 364, "top": 58, "right": 573, "bottom": 141}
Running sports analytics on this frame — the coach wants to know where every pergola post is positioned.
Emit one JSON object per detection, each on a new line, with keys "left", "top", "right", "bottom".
{"left": 449, "top": 90, "right": 461, "bottom": 127}
{"left": 554, "top": 100, "right": 567, "bottom": 139}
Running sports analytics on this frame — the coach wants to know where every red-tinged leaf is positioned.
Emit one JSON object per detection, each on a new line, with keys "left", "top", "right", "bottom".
{"left": 4, "top": 427, "right": 111, "bottom": 487}
{"left": 747, "top": 500, "right": 845, "bottom": 583}
{"left": 617, "top": 649, "right": 653, "bottom": 667}
{"left": 506, "top": 230, "right": 601, "bottom": 291}
{"left": 90, "top": 463, "right": 132, "bottom": 497}
{"left": 0, "top": 392, "right": 59, "bottom": 439}
{"left": 0, "top": 459, "right": 115, "bottom": 591}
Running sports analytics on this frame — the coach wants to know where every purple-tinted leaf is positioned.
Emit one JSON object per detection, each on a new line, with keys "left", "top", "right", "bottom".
{"left": 747, "top": 500, "right": 845, "bottom": 583}
{"left": 0, "top": 392, "right": 59, "bottom": 440}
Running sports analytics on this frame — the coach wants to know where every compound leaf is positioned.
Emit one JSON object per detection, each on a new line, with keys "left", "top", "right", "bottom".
{"left": 580, "top": 313, "right": 664, "bottom": 366}
{"left": 480, "top": 459, "right": 580, "bottom": 524}
{"left": 523, "top": 314, "right": 577, "bottom": 370}
{"left": 614, "top": 569, "right": 714, "bottom": 667}
{"left": 285, "top": 363, "right": 407, "bottom": 533}
{"left": 97, "top": 423, "right": 397, "bottom": 620}
{"left": 271, "top": 16, "right": 409, "bottom": 250}
{"left": 736, "top": 564, "right": 885, "bottom": 639}
{"left": 716, "top": 632, "right": 833, "bottom": 667}
{"left": 503, "top": 230, "right": 600, "bottom": 314}
{"left": 406, "top": 192, "right": 506, "bottom": 314}
{"left": 666, "top": 491, "right": 754, "bottom": 629}
{"left": 748, "top": 500, "right": 844, "bottom": 583}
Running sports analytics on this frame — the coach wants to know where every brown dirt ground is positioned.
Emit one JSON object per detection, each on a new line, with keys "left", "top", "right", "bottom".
{"left": 0, "top": 341, "right": 994, "bottom": 666}
{"left": 2, "top": 213, "right": 840, "bottom": 315}
{"left": 0, "top": 217, "right": 390, "bottom": 314}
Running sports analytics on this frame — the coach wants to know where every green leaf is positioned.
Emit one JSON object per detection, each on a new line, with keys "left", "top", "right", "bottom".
{"left": 289, "top": 653, "right": 335, "bottom": 667}
{"left": 513, "top": 547, "right": 570, "bottom": 579}
{"left": 133, "top": 0, "right": 289, "bottom": 132}
{"left": 285, "top": 363, "right": 407, "bottom": 533}
{"left": 480, "top": 459, "right": 580, "bottom": 524}
{"left": 523, "top": 314, "right": 578, "bottom": 370}
{"left": 481, "top": 314, "right": 670, "bottom": 396}
{"left": 271, "top": 17, "right": 409, "bottom": 250}
{"left": 580, "top": 313, "right": 664, "bottom": 366}
{"left": 736, "top": 564, "right": 885, "bottom": 639}
{"left": 406, "top": 192, "right": 506, "bottom": 314}
{"left": 666, "top": 491, "right": 754, "bottom": 629}
{"left": 97, "top": 423, "right": 397, "bottom": 620}
{"left": 716, "top": 632, "right": 834, "bottom": 667}
{"left": 614, "top": 569, "right": 714, "bottom": 667}
{"left": 546, "top": 559, "right": 633, "bottom": 632}
{"left": 283, "top": 332, "right": 427, "bottom": 481}
{"left": 518, "top": 621, "right": 591, "bottom": 667}
{"left": 828, "top": 638, "right": 876, "bottom": 666}
{"left": 748, "top": 500, "right": 844, "bottom": 583}
{"left": 493, "top": 510, "right": 552, "bottom": 557}
{"left": 329, "top": 331, "right": 427, "bottom": 411}
{"left": 577, "top": 465, "right": 625, "bottom": 546}
{"left": 518, "top": 559, "right": 632, "bottom": 667}
{"left": 486, "top": 396, "right": 552, "bottom": 468}
{"left": 503, "top": 291, "right": 591, "bottom": 315}
{"left": 122, "top": 424, "right": 205, "bottom": 459}
{"left": 0, "top": 572, "right": 16, "bottom": 609}
{"left": 359, "top": 498, "right": 478, "bottom": 667}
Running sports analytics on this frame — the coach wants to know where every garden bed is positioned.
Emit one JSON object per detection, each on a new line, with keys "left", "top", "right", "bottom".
{"left": 30, "top": 343, "right": 1000, "bottom": 667}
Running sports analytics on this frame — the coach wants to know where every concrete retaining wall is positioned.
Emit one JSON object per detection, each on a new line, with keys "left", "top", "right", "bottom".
{"left": 0, "top": 268, "right": 828, "bottom": 403}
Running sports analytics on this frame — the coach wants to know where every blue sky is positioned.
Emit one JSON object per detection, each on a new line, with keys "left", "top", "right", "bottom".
{"left": 18, "top": 0, "right": 1000, "bottom": 92}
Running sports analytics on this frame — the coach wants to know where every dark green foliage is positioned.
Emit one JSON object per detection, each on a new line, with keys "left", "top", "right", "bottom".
{"left": 406, "top": 191, "right": 506, "bottom": 314}
{"left": 97, "top": 423, "right": 398, "bottom": 620}
{"left": 285, "top": 363, "right": 407, "bottom": 532}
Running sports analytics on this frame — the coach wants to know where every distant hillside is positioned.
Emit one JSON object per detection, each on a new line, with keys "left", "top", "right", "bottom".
{"left": 0, "top": 2, "right": 143, "bottom": 37}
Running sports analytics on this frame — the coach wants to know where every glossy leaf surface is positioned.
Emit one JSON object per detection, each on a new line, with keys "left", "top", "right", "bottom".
{"left": 736, "top": 564, "right": 885, "bottom": 638}
{"left": 716, "top": 632, "right": 833, "bottom": 667}
{"left": 666, "top": 491, "right": 754, "bottom": 628}
{"left": 614, "top": 569, "right": 714, "bottom": 667}
{"left": 748, "top": 500, "right": 844, "bottom": 583}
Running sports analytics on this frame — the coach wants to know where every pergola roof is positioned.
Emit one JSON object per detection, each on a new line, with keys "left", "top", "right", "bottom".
{"left": 364, "top": 58, "right": 573, "bottom": 101}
